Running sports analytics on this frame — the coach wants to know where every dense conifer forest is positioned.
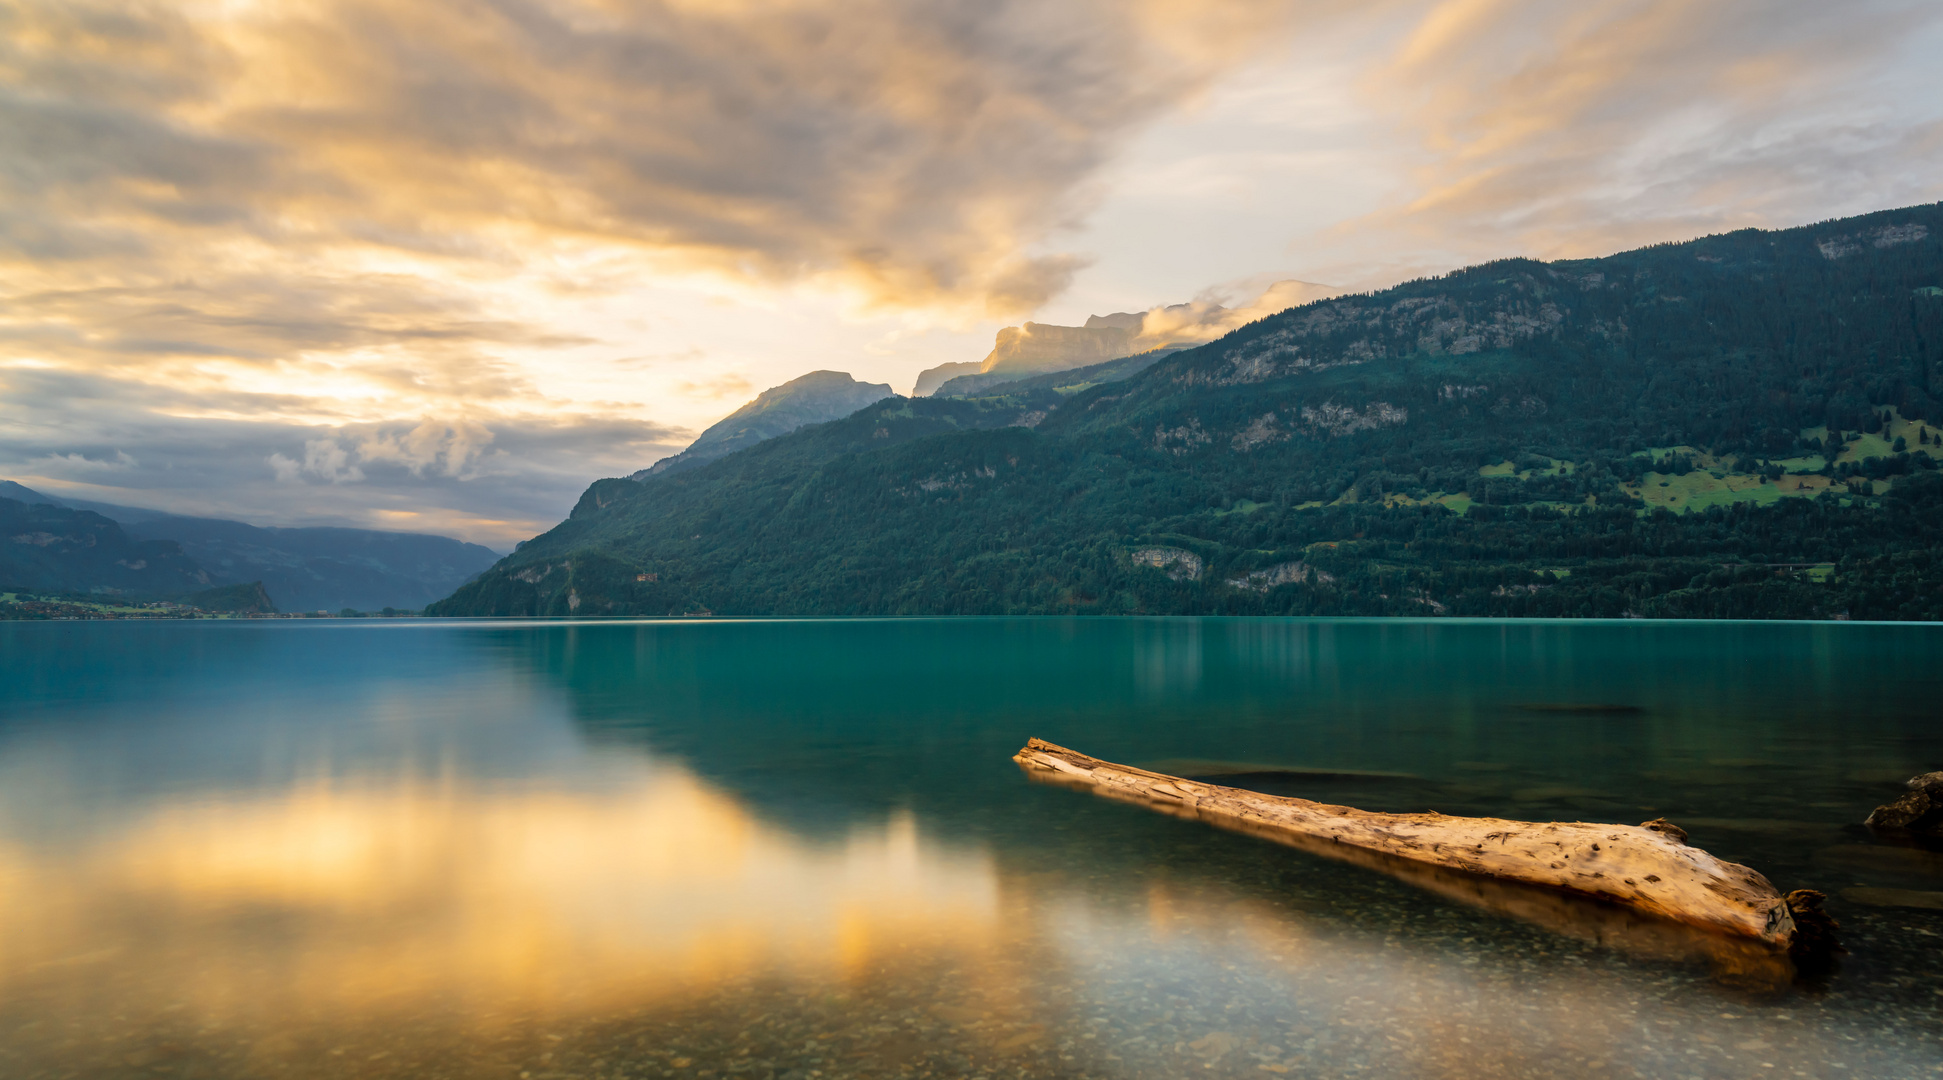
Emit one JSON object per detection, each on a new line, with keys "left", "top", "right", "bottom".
{"left": 433, "top": 204, "right": 1943, "bottom": 620}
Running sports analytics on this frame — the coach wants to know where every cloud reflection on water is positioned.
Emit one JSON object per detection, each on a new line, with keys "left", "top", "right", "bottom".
{"left": 0, "top": 767, "right": 999, "bottom": 1018}
{"left": 0, "top": 755, "right": 1856, "bottom": 1080}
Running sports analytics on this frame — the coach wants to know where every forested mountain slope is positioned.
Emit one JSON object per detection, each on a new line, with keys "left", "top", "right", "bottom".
{"left": 113, "top": 515, "right": 499, "bottom": 614}
{"left": 0, "top": 498, "right": 215, "bottom": 596}
{"left": 434, "top": 204, "right": 1943, "bottom": 620}
{"left": 5, "top": 483, "right": 499, "bottom": 612}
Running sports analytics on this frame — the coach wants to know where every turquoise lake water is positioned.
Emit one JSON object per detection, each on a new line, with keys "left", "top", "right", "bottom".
{"left": 1, "top": 617, "right": 1940, "bottom": 1079}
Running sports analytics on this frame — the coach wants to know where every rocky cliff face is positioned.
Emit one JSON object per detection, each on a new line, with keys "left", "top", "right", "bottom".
{"left": 982, "top": 321, "right": 1140, "bottom": 375}
{"left": 911, "top": 362, "right": 982, "bottom": 397}
{"left": 914, "top": 318, "right": 1145, "bottom": 396}
{"left": 914, "top": 281, "right": 1343, "bottom": 398}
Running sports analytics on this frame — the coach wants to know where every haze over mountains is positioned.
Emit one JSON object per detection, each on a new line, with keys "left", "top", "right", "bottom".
{"left": 434, "top": 204, "right": 1943, "bottom": 621}
{"left": 912, "top": 280, "right": 1343, "bottom": 397}
{"left": 0, "top": 482, "right": 498, "bottom": 612}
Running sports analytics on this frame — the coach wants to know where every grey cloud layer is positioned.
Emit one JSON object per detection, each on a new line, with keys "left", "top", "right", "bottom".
{"left": 0, "top": 367, "right": 683, "bottom": 544}
{"left": 1347, "top": 0, "right": 1943, "bottom": 271}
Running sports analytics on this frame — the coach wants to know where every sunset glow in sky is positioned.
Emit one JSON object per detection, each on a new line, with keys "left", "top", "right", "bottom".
{"left": 5, "top": 0, "right": 1941, "bottom": 545}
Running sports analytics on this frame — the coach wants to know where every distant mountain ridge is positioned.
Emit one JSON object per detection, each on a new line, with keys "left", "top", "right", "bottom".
{"left": 0, "top": 498, "right": 214, "bottom": 596}
{"left": 1, "top": 485, "right": 499, "bottom": 611}
{"left": 0, "top": 480, "right": 59, "bottom": 506}
{"left": 631, "top": 370, "right": 894, "bottom": 480}
{"left": 113, "top": 513, "right": 500, "bottom": 613}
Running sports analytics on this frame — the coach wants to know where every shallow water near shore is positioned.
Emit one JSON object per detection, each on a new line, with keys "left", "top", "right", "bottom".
{"left": 2, "top": 617, "right": 1941, "bottom": 1079}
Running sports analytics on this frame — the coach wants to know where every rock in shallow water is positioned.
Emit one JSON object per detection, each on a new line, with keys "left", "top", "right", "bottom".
{"left": 1864, "top": 771, "right": 1943, "bottom": 833}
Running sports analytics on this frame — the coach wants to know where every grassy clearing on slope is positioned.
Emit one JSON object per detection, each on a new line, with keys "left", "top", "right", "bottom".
{"left": 1836, "top": 408, "right": 1941, "bottom": 464}
{"left": 1480, "top": 457, "right": 1576, "bottom": 479}
{"left": 1788, "top": 412, "right": 1941, "bottom": 470}
{"left": 1775, "top": 429, "right": 1830, "bottom": 473}
{"left": 1307, "top": 489, "right": 1475, "bottom": 514}
{"left": 1375, "top": 492, "right": 1476, "bottom": 514}
{"left": 1631, "top": 445, "right": 1748, "bottom": 472}
{"left": 1622, "top": 470, "right": 1834, "bottom": 512}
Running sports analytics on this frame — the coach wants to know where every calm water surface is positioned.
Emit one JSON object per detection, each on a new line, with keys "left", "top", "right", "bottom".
{"left": 2, "top": 618, "right": 1941, "bottom": 1080}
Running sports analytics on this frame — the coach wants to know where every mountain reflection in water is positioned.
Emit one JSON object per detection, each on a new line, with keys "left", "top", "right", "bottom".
{"left": 0, "top": 618, "right": 1939, "bottom": 1079}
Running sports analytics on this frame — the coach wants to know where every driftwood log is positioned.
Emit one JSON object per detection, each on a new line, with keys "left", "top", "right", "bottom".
{"left": 1014, "top": 738, "right": 1809, "bottom": 954}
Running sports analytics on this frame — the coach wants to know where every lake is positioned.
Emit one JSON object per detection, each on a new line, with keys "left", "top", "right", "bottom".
{"left": 1, "top": 617, "right": 1940, "bottom": 1079}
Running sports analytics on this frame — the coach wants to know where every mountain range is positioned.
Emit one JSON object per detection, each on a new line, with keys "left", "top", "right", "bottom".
{"left": 431, "top": 203, "right": 1943, "bottom": 620}
{"left": 1, "top": 483, "right": 499, "bottom": 612}
{"left": 0, "top": 494, "right": 216, "bottom": 597}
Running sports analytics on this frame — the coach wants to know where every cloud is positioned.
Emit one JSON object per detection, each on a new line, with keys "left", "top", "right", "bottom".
{"left": 674, "top": 374, "right": 756, "bottom": 401}
{"left": 0, "top": 0, "right": 1319, "bottom": 318}
{"left": 354, "top": 419, "right": 497, "bottom": 479}
{"left": 1343, "top": 0, "right": 1943, "bottom": 266}
{"left": 27, "top": 448, "right": 138, "bottom": 473}
{"left": 0, "top": 366, "right": 684, "bottom": 545}
{"left": 300, "top": 438, "right": 365, "bottom": 484}
{"left": 1131, "top": 279, "right": 1345, "bottom": 348}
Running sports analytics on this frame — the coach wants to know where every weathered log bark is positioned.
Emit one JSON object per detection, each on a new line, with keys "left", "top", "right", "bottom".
{"left": 1014, "top": 738, "right": 1798, "bottom": 951}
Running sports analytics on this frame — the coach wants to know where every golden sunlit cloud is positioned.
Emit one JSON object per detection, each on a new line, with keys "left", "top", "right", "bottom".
{"left": 2, "top": 0, "right": 1316, "bottom": 316}
{"left": 1353, "top": 0, "right": 1943, "bottom": 264}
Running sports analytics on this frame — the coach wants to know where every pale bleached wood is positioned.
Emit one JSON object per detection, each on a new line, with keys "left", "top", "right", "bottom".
{"left": 1014, "top": 737, "right": 1797, "bottom": 950}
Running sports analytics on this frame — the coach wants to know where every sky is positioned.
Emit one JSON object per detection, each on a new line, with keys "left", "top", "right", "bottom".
{"left": 3, "top": 0, "right": 1941, "bottom": 548}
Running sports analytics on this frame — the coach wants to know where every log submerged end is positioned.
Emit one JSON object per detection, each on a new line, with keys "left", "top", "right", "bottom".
{"left": 1014, "top": 737, "right": 1809, "bottom": 955}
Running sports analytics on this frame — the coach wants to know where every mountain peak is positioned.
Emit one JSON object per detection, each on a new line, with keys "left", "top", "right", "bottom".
{"left": 631, "top": 371, "right": 894, "bottom": 480}
{"left": 0, "top": 480, "right": 63, "bottom": 507}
